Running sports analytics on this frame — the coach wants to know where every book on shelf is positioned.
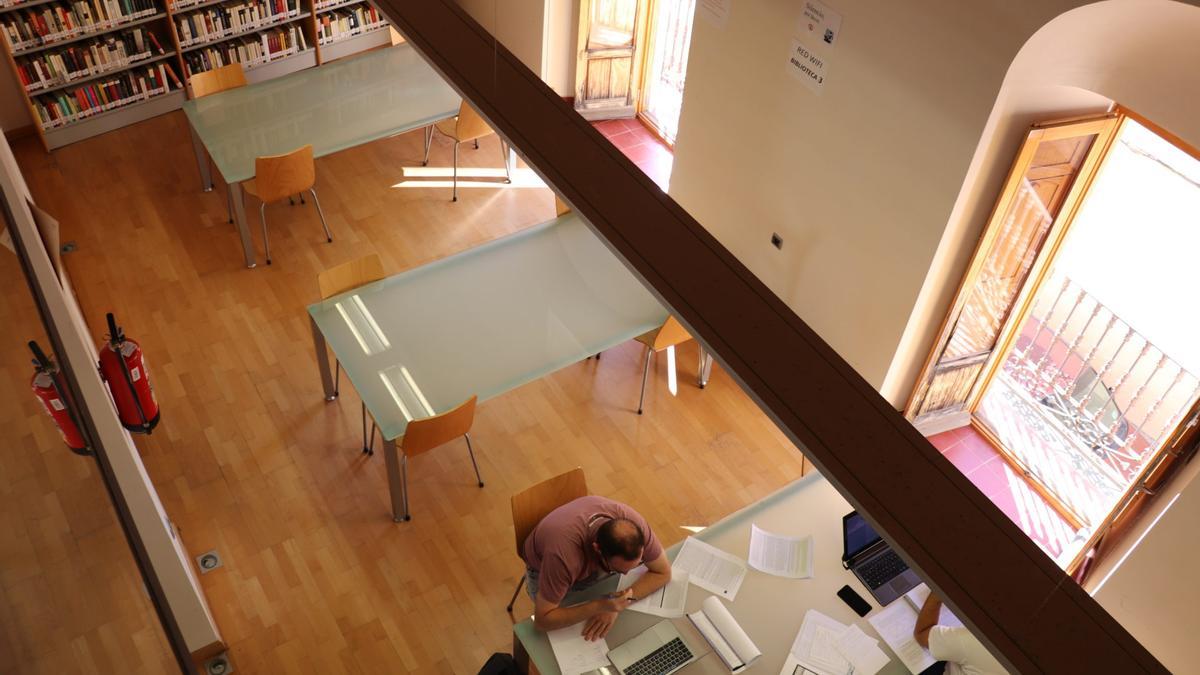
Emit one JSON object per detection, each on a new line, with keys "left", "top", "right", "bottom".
{"left": 1, "top": 0, "right": 159, "bottom": 52}
{"left": 181, "top": 20, "right": 303, "bottom": 76}
{"left": 31, "top": 58, "right": 179, "bottom": 129}
{"left": 174, "top": 0, "right": 298, "bottom": 48}
{"left": 317, "top": 2, "right": 381, "bottom": 44}
{"left": 13, "top": 24, "right": 165, "bottom": 93}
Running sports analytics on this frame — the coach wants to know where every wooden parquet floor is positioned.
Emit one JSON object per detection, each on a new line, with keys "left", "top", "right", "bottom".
{"left": 3, "top": 108, "right": 807, "bottom": 674}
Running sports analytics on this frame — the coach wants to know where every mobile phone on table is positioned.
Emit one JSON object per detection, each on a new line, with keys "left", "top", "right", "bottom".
{"left": 837, "top": 585, "right": 872, "bottom": 617}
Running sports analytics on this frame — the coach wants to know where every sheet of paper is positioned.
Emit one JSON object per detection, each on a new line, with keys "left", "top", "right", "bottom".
{"left": 673, "top": 536, "right": 748, "bottom": 600}
{"left": 834, "top": 625, "right": 890, "bottom": 675}
{"left": 904, "top": 583, "right": 964, "bottom": 628}
{"left": 779, "top": 654, "right": 823, "bottom": 675}
{"left": 791, "top": 609, "right": 852, "bottom": 675}
{"left": 617, "top": 566, "right": 690, "bottom": 618}
{"left": 867, "top": 601, "right": 936, "bottom": 675}
{"left": 547, "top": 622, "right": 610, "bottom": 675}
{"left": 748, "top": 523, "right": 814, "bottom": 578}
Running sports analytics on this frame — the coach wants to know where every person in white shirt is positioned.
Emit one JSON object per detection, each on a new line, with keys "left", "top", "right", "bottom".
{"left": 913, "top": 595, "right": 1009, "bottom": 675}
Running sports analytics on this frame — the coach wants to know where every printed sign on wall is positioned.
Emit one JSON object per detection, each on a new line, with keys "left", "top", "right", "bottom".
{"left": 786, "top": 1, "right": 842, "bottom": 95}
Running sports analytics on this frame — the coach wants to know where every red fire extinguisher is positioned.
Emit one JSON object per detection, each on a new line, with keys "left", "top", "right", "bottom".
{"left": 98, "top": 312, "right": 160, "bottom": 434}
{"left": 29, "top": 340, "right": 90, "bottom": 456}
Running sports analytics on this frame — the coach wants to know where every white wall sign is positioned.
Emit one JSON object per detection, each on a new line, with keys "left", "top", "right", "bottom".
{"left": 786, "top": 39, "right": 829, "bottom": 94}
{"left": 801, "top": 0, "right": 843, "bottom": 47}
{"left": 699, "top": 0, "right": 731, "bottom": 28}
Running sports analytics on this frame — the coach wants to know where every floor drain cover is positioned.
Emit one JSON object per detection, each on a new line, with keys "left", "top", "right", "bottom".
{"left": 204, "top": 653, "right": 232, "bottom": 675}
{"left": 196, "top": 550, "right": 223, "bottom": 574}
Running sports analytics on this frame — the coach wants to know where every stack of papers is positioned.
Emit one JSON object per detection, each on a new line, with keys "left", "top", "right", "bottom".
{"left": 616, "top": 567, "right": 690, "bottom": 618}
{"left": 781, "top": 610, "right": 890, "bottom": 675}
{"left": 673, "top": 537, "right": 748, "bottom": 600}
{"left": 547, "top": 622, "right": 609, "bottom": 675}
{"left": 904, "top": 584, "right": 963, "bottom": 628}
{"left": 867, "top": 601, "right": 937, "bottom": 674}
{"left": 748, "top": 523, "right": 814, "bottom": 578}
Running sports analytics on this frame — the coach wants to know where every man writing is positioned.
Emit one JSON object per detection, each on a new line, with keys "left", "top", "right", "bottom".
{"left": 523, "top": 495, "right": 672, "bottom": 641}
{"left": 913, "top": 594, "right": 1007, "bottom": 674}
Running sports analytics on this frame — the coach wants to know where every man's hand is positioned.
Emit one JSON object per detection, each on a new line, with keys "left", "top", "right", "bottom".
{"left": 598, "top": 589, "right": 634, "bottom": 613}
{"left": 582, "top": 610, "right": 619, "bottom": 641}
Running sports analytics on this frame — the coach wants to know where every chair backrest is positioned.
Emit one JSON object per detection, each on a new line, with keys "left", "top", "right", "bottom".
{"left": 455, "top": 101, "right": 494, "bottom": 143}
{"left": 191, "top": 63, "right": 247, "bottom": 98}
{"left": 401, "top": 395, "right": 477, "bottom": 457}
{"left": 318, "top": 254, "right": 385, "bottom": 300}
{"left": 254, "top": 145, "right": 316, "bottom": 203}
{"left": 554, "top": 196, "right": 571, "bottom": 217}
{"left": 652, "top": 315, "right": 692, "bottom": 351}
{"left": 511, "top": 468, "right": 588, "bottom": 557}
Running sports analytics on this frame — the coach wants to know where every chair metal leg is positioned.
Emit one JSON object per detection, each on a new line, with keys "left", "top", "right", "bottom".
{"left": 637, "top": 346, "right": 652, "bottom": 415}
{"left": 288, "top": 196, "right": 294, "bottom": 205}
{"left": 368, "top": 420, "right": 376, "bottom": 456}
{"left": 465, "top": 433, "right": 483, "bottom": 487}
{"left": 334, "top": 359, "right": 341, "bottom": 397}
{"left": 401, "top": 453, "right": 411, "bottom": 521}
{"left": 225, "top": 186, "right": 233, "bottom": 224}
{"left": 506, "top": 575, "right": 526, "bottom": 613}
{"left": 474, "top": 138, "right": 479, "bottom": 150}
{"left": 299, "top": 192, "right": 305, "bottom": 204}
{"left": 260, "top": 203, "right": 271, "bottom": 265}
{"left": 452, "top": 141, "right": 459, "bottom": 202}
{"left": 361, "top": 402, "right": 370, "bottom": 454}
{"left": 423, "top": 125, "right": 433, "bottom": 166}
{"left": 309, "top": 188, "right": 332, "bottom": 243}
{"left": 501, "top": 139, "right": 512, "bottom": 184}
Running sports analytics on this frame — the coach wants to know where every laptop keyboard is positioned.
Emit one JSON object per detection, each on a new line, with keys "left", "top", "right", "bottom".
{"left": 624, "top": 637, "right": 693, "bottom": 675}
{"left": 858, "top": 550, "right": 910, "bottom": 589}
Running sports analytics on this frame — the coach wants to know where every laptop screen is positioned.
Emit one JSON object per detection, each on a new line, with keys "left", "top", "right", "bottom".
{"left": 842, "top": 511, "right": 882, "bottom": 560}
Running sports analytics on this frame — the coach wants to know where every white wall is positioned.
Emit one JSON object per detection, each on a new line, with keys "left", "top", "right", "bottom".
{"left": 542, "top": 0, "right": 579, "bottom": 96}
{"left": 668, "top": 0, "right": 1097, "bottom": 390}
{"left": 455, "top": 0, "right": 547, "bottom": 79}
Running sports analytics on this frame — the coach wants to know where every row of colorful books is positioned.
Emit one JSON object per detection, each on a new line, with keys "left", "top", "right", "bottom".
{"left": 181, "top": 23, "right": 304, "bottom": 77}
{"left": 14, "top": 25, "right": 164, "bottom": 93}
{"left": 32, "top": 59, "right": 180, "bottom": 129}
{"left": 1, "top": 0, "right": 157, "bottom": 52}
{"left": 312, "top": 0, "right": 362, "bottom": 13}
{"left": 174, "top": 0, "right": 297, "bottom": 47}
{"left": 316, "top": 3, "right": 380, "bottom": 45}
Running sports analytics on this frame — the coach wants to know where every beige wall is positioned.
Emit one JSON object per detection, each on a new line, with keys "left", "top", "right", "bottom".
{"left": 667, "top": 0, "right": 1094, "bottom": 391}
{"left": 455, "top": 0, "right": 547, "bottom": 79}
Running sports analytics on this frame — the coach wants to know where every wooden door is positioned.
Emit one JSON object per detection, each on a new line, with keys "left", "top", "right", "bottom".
{"left": 905, "top": 116, "right": 1119, "bottom": 432}
{"left": 575, "top": 0, "right": 648, "bottom": 120}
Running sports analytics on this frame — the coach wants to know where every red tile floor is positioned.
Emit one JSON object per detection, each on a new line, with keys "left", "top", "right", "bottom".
{"left": 928, "top": 426, "right": 1083, "bottom": 564}
{"left": 593, "top": 117, "right": 675, "bottom": 190}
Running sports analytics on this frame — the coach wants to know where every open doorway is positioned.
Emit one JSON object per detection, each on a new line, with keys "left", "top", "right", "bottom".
{"left": 907, "top": 113, "right": 1200, "bottom": 570}
{"left": 575, "top": 0, "right": 695, "bottom": 144}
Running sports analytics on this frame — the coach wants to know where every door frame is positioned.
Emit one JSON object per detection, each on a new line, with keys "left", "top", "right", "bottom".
{"left": 574, "top": 0, "right": 651, "bottom": 120}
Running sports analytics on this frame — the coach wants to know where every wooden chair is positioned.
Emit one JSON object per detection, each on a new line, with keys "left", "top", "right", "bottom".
{"left": 317, "top": 254, "right": 386, "bottom": 455}
{"left": 396, "top": 395, "right": 484, "bottom": 521}
{"left": 423, "top": 101, "right": 512, "bottom": 201}
{"left": 634, "top": 316, "right": 694, "bottom": 414}
{"left": 190, "top": 64, "right": 247, "bottom": 223}
{"left": 189, "top": 63, "right": 247, "bottom": 98}
{"left": 242, "top": 145, "right": 332, "bottom": 264}
{"left": 506, "top": 468, "right": 588, "bottom": 612}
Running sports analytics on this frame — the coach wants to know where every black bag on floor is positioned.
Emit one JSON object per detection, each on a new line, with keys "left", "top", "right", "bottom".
{"left": 477, "top": 652, "right": 520, "bottom": 675}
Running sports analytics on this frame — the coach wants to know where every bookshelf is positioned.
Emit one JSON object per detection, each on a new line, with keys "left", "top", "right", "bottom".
{"left": 1, "top": 0, "right": 392, "bottom": 149}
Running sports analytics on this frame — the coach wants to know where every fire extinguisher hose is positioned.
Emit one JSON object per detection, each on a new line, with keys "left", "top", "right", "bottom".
{"left": 106, "top": 313, "right": 152, "bottom": 433}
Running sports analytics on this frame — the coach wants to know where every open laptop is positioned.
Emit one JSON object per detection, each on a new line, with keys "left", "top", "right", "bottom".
{"left": 606, "top": 620, "right": 700, "bottom": 675}
{"left": 841, "top": 511, "right": 921, "bottom": 606}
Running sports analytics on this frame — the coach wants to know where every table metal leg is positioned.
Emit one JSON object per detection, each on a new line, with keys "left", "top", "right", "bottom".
{"left": 227, "top": 181, "right": 256, "bottom": 268}
{"left": 310, "top": 316, "right": 337, "bottom": 401}
{"left": 189, "top": 122, "right": 213, "bottom": 192}
{"left": 383, "top": 438, "right": 408, "bottom": 522}
{"left": 698, "top": 348, "right": 714, "bottom": 389}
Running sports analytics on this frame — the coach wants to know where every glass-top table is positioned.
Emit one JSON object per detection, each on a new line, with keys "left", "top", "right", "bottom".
{"left": 512, "top": 473, "right": 908, "bottom": 675}
{"left": 307, "top": 212, "right": 669, "bottom": 521}
{"left": 183, "top": 43, "right": 461, "bottom": 267}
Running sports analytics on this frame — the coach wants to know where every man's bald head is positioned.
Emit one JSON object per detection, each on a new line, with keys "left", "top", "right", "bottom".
{"left": 596, "top": 518, "right": 645, "bottom": 562}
